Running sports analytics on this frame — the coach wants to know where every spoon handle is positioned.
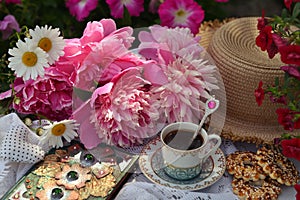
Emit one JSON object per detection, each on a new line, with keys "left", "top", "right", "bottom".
{"left": 192, "top": 96, "right": 220, "bottom": 140}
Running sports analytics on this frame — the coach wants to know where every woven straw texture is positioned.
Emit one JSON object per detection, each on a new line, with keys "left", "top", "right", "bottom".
{"left": 205, "top": 17, "right": 294, "bottom": 144}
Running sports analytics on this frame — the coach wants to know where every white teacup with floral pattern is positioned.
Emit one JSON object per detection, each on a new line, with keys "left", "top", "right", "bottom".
{"left": 160, "top": 122, "right": 221, "bottom": 180}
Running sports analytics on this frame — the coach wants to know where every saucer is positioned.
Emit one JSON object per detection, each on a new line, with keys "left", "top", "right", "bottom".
{"left": 139, "top": 137, "right": 226, "bottom": 191}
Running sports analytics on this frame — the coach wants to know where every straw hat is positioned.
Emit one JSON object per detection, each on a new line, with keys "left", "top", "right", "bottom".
{"left": 199, "top": 17, "right": 294, "bottom": 144}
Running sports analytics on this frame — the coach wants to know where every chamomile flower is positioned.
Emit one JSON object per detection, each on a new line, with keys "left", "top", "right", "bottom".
{"left": 30, "top": 25, "right": 65, "bottom": 65}
{"left": 41, "top": 120, "right": 79, "bottom": 148}
{"left": 8, "top": 38, "right": 49, "bottom": 81}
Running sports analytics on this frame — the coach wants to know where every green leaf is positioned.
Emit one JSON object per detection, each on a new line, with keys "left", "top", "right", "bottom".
{"left": 281, "top": 8, "right": 289, "bottom": 19}
{"left": 275, "top": 77, "right": 280, "bottom": 86}
{"left": 73, "top": 87, "right": 93, "bottom": 102}
{"left": 281, "top": 133, "right": 292, "bottom": 139}
{"left": 292, "top": 2, "right": 300, "bottom": 18}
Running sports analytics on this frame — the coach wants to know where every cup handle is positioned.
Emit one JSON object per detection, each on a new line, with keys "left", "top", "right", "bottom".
{"left": 202, "top": 134, "right": 221, "bottom": 161}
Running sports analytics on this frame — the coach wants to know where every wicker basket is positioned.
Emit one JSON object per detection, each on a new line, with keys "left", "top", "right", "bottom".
{"left": 201, "top": 17, "right": 295, "bottom": 144}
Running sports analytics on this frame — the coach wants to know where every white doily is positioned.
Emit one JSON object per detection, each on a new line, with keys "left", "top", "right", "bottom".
{"left": 0, "top": 113, "right": 49, "bottom": 198}
{"left": 115, "top": 139, "right": 239, "bottom": 200}
{"left": 115, "top": 139, "right": 299, "bottom": 200}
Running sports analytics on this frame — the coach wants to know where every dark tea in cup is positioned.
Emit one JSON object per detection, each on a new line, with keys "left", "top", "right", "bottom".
{"left": 160, "top": 122, "right": 222, "bottom": 180}
{"left": 163, "top": 129, "right": 203, "bottom": 150}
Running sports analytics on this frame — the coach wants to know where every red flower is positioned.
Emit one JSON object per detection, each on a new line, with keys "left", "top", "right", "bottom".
{"left": 279, "top": 45, "right": 300, "bottom": 66}
{"left": 284, "top": 0, "right": 300, "bottom": 10}
{"left": 257, "top": 10, "right": 267, "bottom": 31}
{"left": 269, "top": 94, "right": 287, "bottom": 105}
{"left": 256, "top": 25, "right": 273, "bottom": 51}
{"left": 281, "top": 65, "right": 300, "bottom": 80}
{"left": 276, "top": 108, "right": 294, "bottom": 131}
{"left": 295, "top": 184, "right": 300, "bottom": 200}
{"left": 267, "top": 35, "right": 279, "bottom": 59}
{"left": 272, "top": 33, "right": 288, "bottom": 49}
{"left": 281, "top": 138, "right": 300, "bottom": 161}
{"left": 285, "top": 0, "right": 293, "bottom": 9}
{"left": 294, "top": 118, "right": 300, "bottom": 129}
{"left": 254, "top": 80, "right": 265, "bottom": 106}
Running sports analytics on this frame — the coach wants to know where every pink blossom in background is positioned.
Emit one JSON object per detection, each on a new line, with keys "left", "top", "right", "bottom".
{"left": 0, "top": 15, "right": 20, "bottom": 39}
{"left": 89, "top": 68, "right": 160, "bottom": 147}
{"left": 149, "top": 0, "right": 161, "bottom": 13}
{"left": 106, "top": 0, "right": 144, "bottom": 19}
{"left": 158, "top": 0, "right": 204, "bottom": 34}
{"left": 138, "top": 25, "right": 202, "bottom": 62}
{"left": 214, "top": 0, "right": 228, "bottom": 2}
{"left": 11, "top": 67, "right": 73, "bottom": 121}
{"left": 4, "top": 0, "right": 21, "bottom": 4}
{"left": 66, "top": 0, "right": 98, "bottom": 21}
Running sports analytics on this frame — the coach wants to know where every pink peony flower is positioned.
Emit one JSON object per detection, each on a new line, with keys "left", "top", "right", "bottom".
{"left": 106, "top": 0, "right": 144, "bottom": 19}
{"left": 89, "top": 67, "right": 160, "bottom": 147}
{"left": 158, "top": 0, "right": 204, "bottom": 34}
{"left": 65, "top": 0, "right": 98, "bottom": 21}
{"left": 147, "top": 55, "right": 219, "bottom": 124}
{"left": 138, "top": 25, "right": 202, "bottom": 62}
{"left": 74, "top": 36, "right": 131, "bottom": 90}
{"left": 55, "top": 19, "right": 135, "bottom": 90}
{"left": 0, "top": 15, "right": 20, "bottom": 40}
{"left": 98, "top": 53, "right": 151, "bottom": 85}
{"left": 10, "top": 67, "right": 73, "bottom": 121}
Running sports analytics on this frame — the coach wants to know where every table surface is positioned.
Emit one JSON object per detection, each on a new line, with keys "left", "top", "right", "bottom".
{"left": 114, "top": 140, "right": 299, "bottom": 200}
{"left": 0, "top": 139, "right": 299, "bottom": 200}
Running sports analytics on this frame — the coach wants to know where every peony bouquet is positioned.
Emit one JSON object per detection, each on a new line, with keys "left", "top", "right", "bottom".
{"left": 0, "top": 17, "right": 220, "bottom": 149}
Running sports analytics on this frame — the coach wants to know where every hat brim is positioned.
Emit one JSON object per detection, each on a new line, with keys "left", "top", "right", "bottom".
{"left": 199, "top": 17, "right": 299, "bottom": 144}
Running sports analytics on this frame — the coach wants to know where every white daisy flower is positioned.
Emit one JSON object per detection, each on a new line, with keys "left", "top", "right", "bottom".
{"left": 8, "top": 38, "right": 49, "bottom": 81}
{"left": 41, "top": 120, "right": 79, "bottom": 148}
{"left": 30, "top": 25, "right": 65, "bottom": 65}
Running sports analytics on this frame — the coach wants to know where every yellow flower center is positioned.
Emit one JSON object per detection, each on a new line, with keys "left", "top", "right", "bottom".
{"left": 176, "top": 10, "right": 186, "bottom": 17}
{"left": 51, "top": 123, "right": 66, "bottom": 136}
{"left": 38, "top": 37, "right": 52, "bottom": 52}
{"left": 22, "top": 52, "right": 38, "bottom": 67}
{"left": 175, "top": 9, "right": 188, "bottom": 24}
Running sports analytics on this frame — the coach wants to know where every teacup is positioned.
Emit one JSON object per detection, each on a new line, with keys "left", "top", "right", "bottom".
{"left": 160, "top": 122, "right": 221, "bottom": 180}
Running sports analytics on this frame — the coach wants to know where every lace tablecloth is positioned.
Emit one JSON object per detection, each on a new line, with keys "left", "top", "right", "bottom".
{"left": 1, "top": 140, "right": 298, "bottom": 200}
{"left": 114, "top": 140, "right": 299, "bottom": 200}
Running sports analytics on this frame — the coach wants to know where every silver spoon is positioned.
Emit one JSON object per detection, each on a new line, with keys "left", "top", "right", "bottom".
{"left": 191, "top": 96, "right": 220, "bottom": 143}
{"left": 165, "top": 96, "right": 219, "bottom": 150}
